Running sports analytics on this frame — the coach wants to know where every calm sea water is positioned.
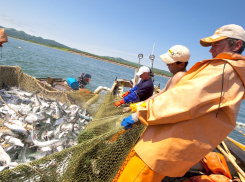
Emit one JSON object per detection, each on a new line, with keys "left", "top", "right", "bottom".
{"left": 1, "top": 38, "right": 245, "bottom": 145}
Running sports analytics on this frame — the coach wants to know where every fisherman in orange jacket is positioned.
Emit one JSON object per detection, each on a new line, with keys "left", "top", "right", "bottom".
{"left": 115, "top": 24, "right": 245, "bottom": 182}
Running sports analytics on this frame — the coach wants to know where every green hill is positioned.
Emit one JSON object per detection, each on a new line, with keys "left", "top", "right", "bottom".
{"left": 0, "top": 26, "right": 69, "bottom": 49}
{"left": 0, "top": 26, "right": 172, "bottom": 77}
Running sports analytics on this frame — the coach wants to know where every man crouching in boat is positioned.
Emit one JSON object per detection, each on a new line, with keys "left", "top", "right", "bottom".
{"left": 113, "top": 24, "right": 245, "bottom": 182}
{"left": 67, "top": 73, "right": 91, "bottom": 90}
{"left": 114, "top": 66, "right": 154, "bottom": 107}
{"left": 145, "top": 45, "right": 190, "bottom": 102}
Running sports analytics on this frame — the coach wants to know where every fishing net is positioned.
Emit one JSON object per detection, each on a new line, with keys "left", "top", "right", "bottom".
{"left": 0, "top": 66, "right": 146, "bottom": 182}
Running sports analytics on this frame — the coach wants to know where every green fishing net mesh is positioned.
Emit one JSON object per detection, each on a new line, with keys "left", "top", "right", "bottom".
{"left": 0, "top": 66, "right": 146, "bottom": 182}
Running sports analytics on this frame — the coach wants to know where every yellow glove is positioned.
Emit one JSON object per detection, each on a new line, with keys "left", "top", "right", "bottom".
{"left": 130, "top": 102, "right": 146, "bottom": 112}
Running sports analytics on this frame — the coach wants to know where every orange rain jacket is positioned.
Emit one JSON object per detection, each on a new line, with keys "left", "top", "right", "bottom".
{"left": 135, "top": 52, "right": 245, "bottom": 177}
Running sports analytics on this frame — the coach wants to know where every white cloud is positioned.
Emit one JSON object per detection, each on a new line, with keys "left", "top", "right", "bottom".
{"left": 0, "top": 14, "right": 36, "bottom": 34}
{"left": 0, "top": 14, "right": 27, "bottom": 28}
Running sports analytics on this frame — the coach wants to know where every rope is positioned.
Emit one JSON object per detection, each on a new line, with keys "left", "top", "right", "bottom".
{"left": 216, "top": 62, "right": 227, "bottom": 117}
{"left": 19, "top": 163, "right": 51, "bottom": 182}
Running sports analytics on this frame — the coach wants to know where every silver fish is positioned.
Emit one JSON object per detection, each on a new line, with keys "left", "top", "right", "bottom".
{"left": 18, "top": 144, "right": 28, "bottom": 163}
{"left": 54, "top": 117, "right": 67, "bottom": 126}
{"left": 60, "top": 123, "right": 73, "bottom": 132}
{"left": 53, "top": 125, "right": 62, "bottom": 139}
{"left": 32, "top": 106, "right": 40, "bottom": 113}
{"left": 45, "top": 131, "right": 54, "bottom": 140}
{"left": 69, "top": 115, "right": 79, "bottom": 124}
{"left": 40, "top": 146, "right": 52, "bottom": 152}
{"left": 24, "top": 113, "right": 45, "bottom": 124}
{"left": 45, "top": 109, "right": 54, "bottom": 117}
{"left": 70, "top": 107, "right": 80, "bottom": 117}
{"left": 33, "top": 92, "right": 41, "bottom": 107}
{"left": 1, "top": 131, "right": 20, "bottom": 139}
{"left": 38, "top": 117, "right": 52, "bottom": 125}
{"left": 23, "top": 132, "right": 34, "bottom": 144}
{"left": 27, "top": 151, "right": 52, "bottom": 161}
{"left": 33, "top": 138, "right": 60, "bottom": 147}
{"left": 4, "top": 112, "right": 10, "bottom": 122}
{"left": 4, "top": 123, "right": 28, "bottom": 137}
{"left": 21, "top": 99, "right": 33, "bottom": 105}
{"left": 4, "top": 136, "right": 24, "bottom": 147}
{"left": 55, "top": 106, "right": 63, "bottom": 119}
{"left": 56, "top": 146, "right": 64, "bottom": 152}
{"left": 8, "top": 119, "right": 24, "bottom": 126}
{"left": 24, "top": 93, "right": 33, "bottom": 98}
{"left": 58, "top": 132, "right": 65, "bottom": 139}
{"left": 4, "top": 145, "right": 16, "bottom": 152}
{"left": 0, "top": 145, "right": 11, "bottom": 164}
{"left": 78, "top": 112, "right": 93, "bottom": 121}
{"left": 6, "top": 162, "right": 18, "bottom": 167}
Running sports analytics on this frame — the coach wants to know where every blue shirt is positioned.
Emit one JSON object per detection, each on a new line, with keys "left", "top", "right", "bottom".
{"left": 123, "top": 78, "right": 154, "bottom": 103}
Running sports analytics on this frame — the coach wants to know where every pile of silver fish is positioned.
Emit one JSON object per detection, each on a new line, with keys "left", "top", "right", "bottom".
{"left": 0, "top": 87, "right": 92, "bottom": 172}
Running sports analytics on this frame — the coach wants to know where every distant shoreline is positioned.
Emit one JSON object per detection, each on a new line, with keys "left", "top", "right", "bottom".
{"left": 10, "top": 37, "right": 171, "bottom": 79}
{"left": 68, "top": 50, "right": 171, "bottom": 79}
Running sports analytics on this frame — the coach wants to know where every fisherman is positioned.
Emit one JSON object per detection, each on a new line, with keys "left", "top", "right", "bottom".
{"left": 0, "top": 28, "right": 8, "bottom": 47}
{"left": 67, "top": 73, "right": 91, "bottom": 90}
{"left": 114, "top": 24, "right": 245, "bottom": 182}
{"left": 114, "top": 66, "right": 154, "bottom": 107}
{"left": 145, "top": 45, "right": 190, "bottom": 101}
{"left": 77, "top": 73, "right": 91, "bottom": 89}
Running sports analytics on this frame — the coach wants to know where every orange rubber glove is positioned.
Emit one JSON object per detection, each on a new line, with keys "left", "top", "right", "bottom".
{"left": 122, "top": 91, "right": 130, "bottom": 98}
{"left": 114, "top": 99, "right": 125, "bottom": 107}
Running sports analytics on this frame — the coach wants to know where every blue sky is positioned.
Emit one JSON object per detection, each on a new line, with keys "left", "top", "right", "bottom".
{"left": 1, "top": 0, "right": 245, "bottom": 72}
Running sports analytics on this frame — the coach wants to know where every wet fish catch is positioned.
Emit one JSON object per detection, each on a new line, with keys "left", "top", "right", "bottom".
{"left": 0, "top": 87, "right": 92, "bottom": 171}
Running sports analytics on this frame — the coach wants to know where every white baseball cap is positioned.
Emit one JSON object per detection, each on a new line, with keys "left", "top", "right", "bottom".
{"left": 200, "top": 24, "right": 245, "bottom": 47}
{"left": 136, "top": 66, "right": 150, "bottom": 76}
{"left": 160, "top": 45, "right": 190, "bottom": 64}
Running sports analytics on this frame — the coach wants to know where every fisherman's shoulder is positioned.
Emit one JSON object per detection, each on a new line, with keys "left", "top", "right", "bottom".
{"left": 172, "top": 71, "right": 187, "bottom": 83}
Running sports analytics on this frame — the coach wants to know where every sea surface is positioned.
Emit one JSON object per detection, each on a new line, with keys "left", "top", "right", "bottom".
{"left": 1, "top": 38, "right": 245, "bottom": 145}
